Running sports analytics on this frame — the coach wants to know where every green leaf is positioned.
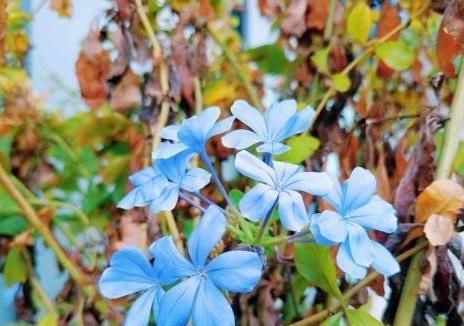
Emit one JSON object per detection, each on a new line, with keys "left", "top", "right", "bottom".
{"left": 294, "top": 243, "right": 343, "bottom": 300}
{"left": 345, "top": 308, "right": 383, "bottom": 326}
{"left": 311, "top": 47, "right": 330, "bottom": 74}
{"left": 229, "top": 189, "right": 244, "bottom": 207}
{"left": 375, "top": 41, "right": 414, "bottom": 71}
{"left": 0, "top": 215, "right": 27, "bottom": 236}
{"left": 332, "top": 73, "right": 351, "bottom": 92}
{"left": 276, "top": 135, "right": 320, "bottom": 164}
{"left": 321, "top": 312, "right": 345, "bottom": 326}
{"left": 4, "top": 247, "right": 27, "bottom": 286}
{"left": 347, "top": 2, "right": 372, "bottom": 44}
{"left": 247, "top": 44, "right": 290, "bottom": 75}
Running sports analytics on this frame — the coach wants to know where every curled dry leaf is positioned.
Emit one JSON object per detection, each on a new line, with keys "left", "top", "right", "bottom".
{"left": 281, "top": 0, "right": 308, "bottom": 36}
{"left": 415, "top": 179, "right": 464, "bottom": 223}
{"left": 424, "top": 214, "right": 455, "bottom": 246}
{"left": 306, "top": 0, "right": 329, "bottom": 31}
{"left": 109, "top": 71, "right": 141, "bottom": 112}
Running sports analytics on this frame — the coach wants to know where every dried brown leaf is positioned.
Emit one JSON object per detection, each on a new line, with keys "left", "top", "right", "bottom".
{"left": 281, "top": 0, "right": 308, "bottom": 36}
{"left": 424, "top": 214, "right": 455, "bottom": 246}
{"left": 50, "top": 0, "right": 72, "bottom": 17}
{"left": 306, "top": 0, "right": 329, "bottom": 31}
{"left": 110, "top": 71, "right": 141, "bottom": 112}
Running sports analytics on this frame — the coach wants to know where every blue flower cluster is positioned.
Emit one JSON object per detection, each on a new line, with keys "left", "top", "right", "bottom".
{"left": 99, "top": 99, "right": 400, "bottom": 325}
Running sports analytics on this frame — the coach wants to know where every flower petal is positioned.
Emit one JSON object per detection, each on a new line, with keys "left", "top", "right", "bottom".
{"left": 285, "top": 171, "right": 333, "bottom": 196}
{"left": 124, "top": 286, "right": 159, "bottom": 326}
{"left": 148, "top": 183, "right": 179, "bottom": 213}
{"left": 99, "top": 247, "right": 157, "bottom": 299}
{"left": 150, "top": 236, "right": 196, "bottom": 285}
{"left": 157, "top": 275, "right": 201, "bottom": 326}
{"left": 206, "top": 251, "right": 262, "bottom": 293}
{"left": 181, "top": 168, "right": 211, "bottom": 192}
{"left": 346, "top": 223, "right": 375, "bottom": 267}
{"left": 315, "top": 210, "right": 348, "bottom": 243}
{"left": 239, "top": 183, "right": 278, "bottom": 222}
{"left": 178, "top": 107, "right": 221, "bottom": 151}
{"left": 278, "top": 190, "right": 309, "bottom": 231}
{"left": 310, "top": 213, "right": 338, "bottom": 246}
{"left": 128, "top": 167, "right": 158, "bottom": 186}
{"left": 161, "top": 125, "right": 180, "bottom": 141}
{"left": 277, "top": 106, "right": 314, "bottom": 141}
{"left": 336, "top": 241, "right": 367, "bottom": 279}
{"left": 117, "top": 188, "right": 147, "bottom": 209}
{"left": 192, "top": 278, "right": 235, "bottom": 326}
{"left": 348, "top": 195, "right": 397, "bottom": 233}
{"left": 342, "top": 167, "right": 377, "bottom": 212}
{"left": 370, "top": 241, "right": 400, "bottom": 277}
{"left": 188, "top": 205, "right": 227, "bottom": 267}
{"left": 152, "top": 142, "right": 190, "bottom": 160}
{"left": 323, "top": 175, "right": 343, "bottom": 211}
{"left": 230, "top": 100, "right": 267, "bottom": 138}
{"left": 235, "top": 150, "right": 275, "bottom": 185}
{"left": 264, "top": 100, "right": 297, "bottom": 140}
{"left": 221, "top": 129, "right": 262, "bottom": 150}
{"left": 256, "top": 142, "right": 290, "bottom": 155}
{"left": 208, "top": 116, "right": 235, "bottom": 138}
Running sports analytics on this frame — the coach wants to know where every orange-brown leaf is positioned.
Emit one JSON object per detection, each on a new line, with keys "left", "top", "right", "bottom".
{"left": 424, "top": 214, "right": 455, "bottom": 246}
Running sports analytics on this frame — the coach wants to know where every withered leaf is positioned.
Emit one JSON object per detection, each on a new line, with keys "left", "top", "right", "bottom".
{"left": 281, "top": 0, "right": 308, "bottom": 37}
{"left": 415, "top": 179, "right": 464, "bottom": 223}
{"left": 424, "top": 214, "right": 455, "bottom": 246}
{"left": 376, "top": 2, "right": 401, "bottom": 78}
{"left": 306, "top": 0, "right": 329, "bottom": 31}
{"left": 50, "top": 0, "right": 72, "bottom": 17}
{"left": 110, "top": 71, "right": 142, "bottom": 112}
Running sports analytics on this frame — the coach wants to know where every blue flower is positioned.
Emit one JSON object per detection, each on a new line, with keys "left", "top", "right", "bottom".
{"left": 235, "top": 150, "right": 332, "bottom": 231}
{"left": 150, "top": 205, "right": 263, "bottom": 326}
{"left": 222, "top": 99, "right": 314, "bottom": 155}
{"left": 118, "top": 150, "right": 211, "bottom": 213}
{"left": 310, "top": 167, "right": 399, "bottom": 279}
{"left": 153, "top": 107, "right": 235, "bottom": 159}
{"left": 99, "top": 247, "right": 164, "bottom": 326}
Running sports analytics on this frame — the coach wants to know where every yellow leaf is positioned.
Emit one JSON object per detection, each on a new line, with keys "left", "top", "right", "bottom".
{"left": 38, "top": 312, "right": 59, "bottom": 326}
{"left": 415, "top": 179, "right": 464, "bottom": 223}
{"left": 331, "top": 73, "right": 351, "bottom": 92}
{"left": 347, "top": 2, "right": 373, "bottom": 45}
{"left": 424, "top": 214, "right": 455, "bottom": 246}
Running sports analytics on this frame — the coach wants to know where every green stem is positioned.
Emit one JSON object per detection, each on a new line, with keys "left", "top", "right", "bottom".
{"left": 207, "top": 25, "right": 263, "bottom": 110}
{"left": 394, "top": 52, "right": 464, "bottom": 325}
{"left": 323, "top": 0, "right": 337, "bottom": 41}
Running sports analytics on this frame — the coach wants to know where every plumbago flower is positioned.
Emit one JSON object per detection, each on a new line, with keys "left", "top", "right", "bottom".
{"left": 118, "top": 149, "right": 210, "bottom": 213}
{"left": 235, "top": 150, "right": 332, "bottom": 231}
{"left": 153, "top": 106, "right": 235, "bottom": 159}
{"left": 310, "top": 167, "right": 400, "bottom": 279}
{"left": 151, "top": 205, "right": 263, "bottom": 326}
{"left": 99, "top": 247, "right": 164, "bottom": 326}
{"left": 222, "top": 99, "right": 314, "bottom": 155}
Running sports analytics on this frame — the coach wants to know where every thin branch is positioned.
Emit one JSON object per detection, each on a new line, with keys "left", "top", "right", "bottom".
{"left": 207, "top": 25, "right": 263, "bottom": 110}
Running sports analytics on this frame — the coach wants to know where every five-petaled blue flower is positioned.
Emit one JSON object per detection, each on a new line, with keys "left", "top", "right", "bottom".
{"left": 222, "top": 99, "right": 314, "bottom": 155}
{"left": 99, "top": 247, "right": 164, "bottom": 326}
{"left": 153, "top": 107, "right": 235, "bottom": 159}
{"left": 235, "top": 150, "right": 332, "bottom": 231}
{"left": 118, "top": 150, "right": 211, "bottom": 213}
{"left": 310, "top": 167, "right": 400, "bottom": 279}
{"left": 151, "top": 205, "right": 263, "bottom": 326}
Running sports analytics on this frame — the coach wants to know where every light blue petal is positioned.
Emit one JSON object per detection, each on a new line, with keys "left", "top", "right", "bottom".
{"left": 235, "top": 150, "right": 275, "bottom": 185}
{"left": 272, "top": 161, "right": 301, "bottom": 185}
{"left": 348, "top": 195, "right": 397, "bottom": 233}
{"left": 117, "top": 188, "right": 147, "bottom": 209}
{"left": 256, "top": 142, "right": 290, "bottom": 155}
{"left": 192, "top": 278, "right": 234, "bottom": 326}
{"left": 129, "top": 167, "right": 158, "bottom": 186}
{"left": 152, "top": 287, "right": 165, "bottom": 319}
{"left": 277, "top": 106, "right": 314, "bottom": 141}
{"left": 154, "top": 151, "right": 192, "bottom": 184}
{"left": 346, "top": 223, "right": 375, "bottom": 267}
{"left": 148, "top": 183, "right": 179, "bottom": 213}
{"left": 139, "top": 175, "right": 169, "bottom": 202}
{"left": 342, "top": 167, "right": 377, "bottom": 212}
{"left": 152, "top": 142, "right": 190, "bottom": 160}
{"left": 157, "top": 275, "right": 201, "bottom": 326}
{"left": 208, "top": 116, "right": 235, "bottom": 138}
{"left": 150, "top": 236, "right": 196, "bottom": 285}
{"left": 221, "top": 129, "right": 262, "bottom": 150}
{"left": 99, "top": 247, "right": 157, "bottom": 299}
{"left": 124, "top": 286, "right": 159, "bottom": 326}
{"left": 230, "top": 99, "right": 267, "bottom": 138}
{"left": 206, "top": 251, "right": 262, "bottom": 293}
{"left": 177, "top": 107, "right": 220, "bottom": 151}
{"left": 284, "top": 171, "right": 333, "bottom": 196}
{"left": 239, "top": 183, "right": 278, "bottom": 222}
{"left": 188, "top": 205, "right": 226, "bottom": 267}
{"left": 323, "top": 175, "right": 343, "bottom": 211}
{"left": 181, "top": 168, "right": 211, "bottom": 192}
{"left": 278, "top": 190, "right": 309, "bottom": 232}
{"left": 315, "top": 210, "right": 347, "bottom": 243}
{"left": 310, "top": 214, "right": 338, "bottom": 246}
{"left": 264, "top": 100, "right": 297, "bottom": 140}
{"left": 370, "top": 241, "right": 400, "bottom": 277}
{"left": 161, "top": 125, "right": 180, "bottom": 141}
{"left": 336, "top": 241, "right": 367, "bottom": 279}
